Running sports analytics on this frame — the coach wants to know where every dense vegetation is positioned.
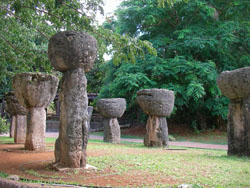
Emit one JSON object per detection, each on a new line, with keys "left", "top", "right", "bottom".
{"left": 98, "top": 0, "right": 250, "bottom": 129}
{"left": 0, "top": 0, "right": 249, "bottom": 130}
{"left": 0, "top": 0, "right": 160, "bottom": 97}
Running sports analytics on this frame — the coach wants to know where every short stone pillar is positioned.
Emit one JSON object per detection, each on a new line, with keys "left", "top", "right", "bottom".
{"left": 137, "top": 89, "right": 175, "bottom": 148}
{"left": 217, "top": 67, "right": 250, "bottom": 156}
{"left": 96, "top": 98, "right": 126, "bottom": 143}
{"left": 5, "top": 91, "right": 27, "bottom": 143}
{"left": 13, "top": 73, "right": 58, "bottom": 150}
{"left": 48, "top": 31, "right": 97, "bottom": 168}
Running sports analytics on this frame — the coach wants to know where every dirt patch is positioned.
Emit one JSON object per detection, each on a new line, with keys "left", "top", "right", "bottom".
{"left": 0, "top": 143, "right": 184, "bottom": 187}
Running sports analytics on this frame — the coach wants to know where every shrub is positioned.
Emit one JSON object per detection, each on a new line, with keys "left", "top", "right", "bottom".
{"left": 0, "top": 116, "right": 10, "bottom": 134}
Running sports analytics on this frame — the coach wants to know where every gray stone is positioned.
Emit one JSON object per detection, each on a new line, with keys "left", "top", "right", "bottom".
{"left": 144, "top": 116, "right": 169, "bottom": 148}
{"left": 178, "top": 184, "right": 193, "bottom": 188}
{"left": 136, "top": 88, "right": 175, "bottom": 148}
{"left": 14, "top": 115, "right": 26, "bottom": 144}
{"left": 10, "top": 116, "right": 16, "bottom": 138}
{"left": 96, "top": 98, "right": 126, "bottom": 118}
{"left": 48, "top": 31, "right": 97, "bottom": 72}
{"left": 96, "top": 98, "right": 126, "bottom": 143}
{"left": 103, "top": 118, "right": 121, "bottom": 143}
{"left": 49, "top": 31, "right": 97, "bottom": 168}
{"left": 136, "top": 88, "right": 174, "bottom": 117}
{"left": 5, "top": 91, "right": 27, "bottom": 143}
{"left": 217, "top": 67, "right": 250, "bottom": 100}
{"left": 5, "top": 91, "right": 26, "bottom": 115}
{"left": 13, "top": 72, "right": 59, "bottom": 150}
{"left": 217, "top": 67, "right": 250, "bottom": 156}
{"left": 7, "top": 175, "right": 19, "bottom": 181}
{"left": 87, "top": 106, "right": 93, "bottom": 133}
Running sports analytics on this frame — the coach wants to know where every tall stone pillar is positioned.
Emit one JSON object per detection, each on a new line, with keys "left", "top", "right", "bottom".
{"left": 5, "top": 91, "right": 27, "bottom": 143}
{"left": 217, "top": 67, "right": 250, "bottom": 156}
{"left": 13, "top": 73, "right": 58, "bottom": 150}
{"left": 137, "top": 89, "right": 175, "bottom": 148}
{"left": 96, "top": 98, "right": 126, "bottom": 143}
{"left": 48, "top": 31, "right": 97, "bottom": 168}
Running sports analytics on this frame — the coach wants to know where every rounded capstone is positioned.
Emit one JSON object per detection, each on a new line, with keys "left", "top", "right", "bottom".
{"left": 136, "top": 88, "right": 175, "bottom": 117}
{"left": 96, "top": 98, "right": 126, "bottom": 118}
{"left": 5, "top": 91, "right": 27, "bottom": 115}
{"left": 12, "top": 72, "right": 59, "bottom": 108}
{"left": 217, "top": 67, "right": 250, "bottom": 100}
{"left": 48, "top": 31, "right": 97, "bottom": 72}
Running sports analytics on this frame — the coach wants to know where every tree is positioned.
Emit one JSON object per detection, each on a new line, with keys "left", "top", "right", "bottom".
{"left": 99, "top": 0, "right": 250, "bottom": 129}
{"left": 0, "top": 0, "right": 157, "bottom": 97}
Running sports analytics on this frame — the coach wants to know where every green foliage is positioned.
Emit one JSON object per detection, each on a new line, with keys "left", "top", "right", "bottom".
{"left": 0, "top": 0, "right": 156, "bottom": 97}
{"left": 99, "top": 0, "right": 250, "bottom": 129}
{"left": 0, "top": 116, "right": 10, "bottom": 134}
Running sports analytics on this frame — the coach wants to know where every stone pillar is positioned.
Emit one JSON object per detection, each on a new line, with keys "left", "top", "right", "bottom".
{"left": 96, "top": 98, "right": 126, "bottom": 143}
{"left": 10, "top": 116, "right": 16, "bottom": 138}
{"left": 217, "top": 67, "right": 250, "bottom": 156}
{"left": 13, "top": 73, "right": 58, "bottom": 150}
{"left": 5, "top": 91, "right": 27, "bottom": 143}
{"left": 48, "top": 31, "right": 97, "bottom": 168}
{"left": 87, "top": 106, "right": 93, "bottom": 133}
{"left": 136, "top": 89, "right": 175, "bottom": 148}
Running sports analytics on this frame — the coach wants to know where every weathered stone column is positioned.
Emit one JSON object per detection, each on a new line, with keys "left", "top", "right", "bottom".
{"left": 5, "top": 91, "right": 27, "bottom": 143}
{"left": 217, "top": 67, "right": 250, "bottom": 156}
{"left": 13, "top": 73, "right": 58, "bottom": 150}
{"left": 137, "top": 89, "right": 175, "bottom": 148}
{"left": 96, "top": 98, "right": 126, "bottom": 143}
{"left": 87, "top": 106, "right": 93, "bottom": 133}
{"left": 48, "top": 31, "right": 97, "bottom": 168}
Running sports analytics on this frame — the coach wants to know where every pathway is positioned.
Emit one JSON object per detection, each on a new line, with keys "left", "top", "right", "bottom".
{"left": 46, "top": 132, "right": 228, "bottom": 150}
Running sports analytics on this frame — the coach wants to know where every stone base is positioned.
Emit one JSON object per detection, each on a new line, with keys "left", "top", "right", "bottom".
{"left": 144, "top": 116, "right": 169, "bottom": 148}
{"left": 10, "top": 116, "right": 16, "bottom": 138}
{"left": 52, "top": 163, "right": 97, "bottom": 172}
{"left": 103, "top": 118, "right": 120, "bottom": 144}
{"left": 227, "top": 99, "right": 250, "bottom": 156}
{"left": 14, "top": 115, "right": 27, "bottom": 144}
{"left": 25, "top": 107, "right": 46, "bottom": 151}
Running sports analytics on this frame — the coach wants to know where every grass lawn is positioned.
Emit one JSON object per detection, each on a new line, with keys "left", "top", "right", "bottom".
{"left": 92, "top": 130, "right": 228, "bottom": 145}
{"left": 0, "top": 136, "right": 249, "bottom": 187}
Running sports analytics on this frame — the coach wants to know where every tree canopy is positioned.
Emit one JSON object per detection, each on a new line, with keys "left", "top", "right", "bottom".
{"left": 0, "top": 0, "right": 160, "bottom": 97}
{"left": 99, "top": 0, "right": 250, "bottom": 129}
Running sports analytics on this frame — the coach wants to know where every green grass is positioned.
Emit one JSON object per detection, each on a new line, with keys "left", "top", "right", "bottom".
{"left": 0, "top": 135, "right": 249, "bottom": 187}
{"left": 173, "top": 130, "right": 227, "bottom": 145}
{"left": 0, "top": 136, "right": 14, "bottom": 144}
{"left": 87, "top": 142, "right": 250, "bottom": 188}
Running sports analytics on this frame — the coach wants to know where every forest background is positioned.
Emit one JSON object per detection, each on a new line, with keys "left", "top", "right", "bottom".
{"left": 0, "top": 0, "right": 249, "bottom": 131}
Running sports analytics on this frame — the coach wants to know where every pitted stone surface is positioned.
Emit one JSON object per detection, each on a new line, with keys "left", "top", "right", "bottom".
{"left": 103, "top": 118, "right": 121, "bottom": 144}
{"left": 227, "top": 99, "right": 250, "bottom": 156}
{"left": 12, "top": 72, "right": 59, "bottom": 150}
{"left": 87, "top": 106, "right": 93, "bottom": 132}
{"left": 5, "top": 91, "right": 26, "bottom": 115}
{"left": 144, "top": 116, "right": 169, "bottom": 148}
{"left": 96, "top": 98, "right": 126, "bottom": 118}
{"left": 13, "top": 72, "right": 59, "bottom": 108}
{"left": 217, "top": 67, "right": 250, "bottom": 156}
{"left": 136, "top": 89, "right": 174, "bottom": 117}
{"left": 5, "top": 91, "right": 27, "bottom": 143}
{"left": 49, "top": 31, "right": 97, "bottom": 168}
{"left": 48, "top": 31, "right": 97, "bottom": 72}
{"left": 217, "top": 67, "right": 250, "bottom": 100}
